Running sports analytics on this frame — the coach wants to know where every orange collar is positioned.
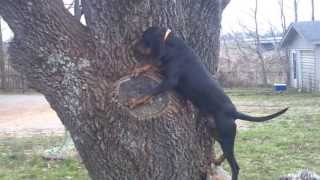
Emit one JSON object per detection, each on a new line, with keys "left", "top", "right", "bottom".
{"left": 164, "top": 29, "right": 171, "bottom": 41}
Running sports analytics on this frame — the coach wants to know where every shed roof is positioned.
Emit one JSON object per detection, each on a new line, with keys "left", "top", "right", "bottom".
{"left": 280, "top": 21, "right": 320, "bottom": 48}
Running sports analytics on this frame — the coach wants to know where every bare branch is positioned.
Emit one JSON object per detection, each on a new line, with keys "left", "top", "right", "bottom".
{"left": 311, "top": 0, "right": 315, "bottom": 21}
{"left": 278, "top": 0, "right": 287, "bottom": 34}
{"left": 234, "top": 41, "right": 250, "bottom": 61}
{"left": 294, "top": 0, "right": 298, "bottom": 22}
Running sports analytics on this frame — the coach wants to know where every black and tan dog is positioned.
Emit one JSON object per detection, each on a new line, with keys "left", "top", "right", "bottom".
{"left": 128, "top": 27, "right": 288, "bottom": 180}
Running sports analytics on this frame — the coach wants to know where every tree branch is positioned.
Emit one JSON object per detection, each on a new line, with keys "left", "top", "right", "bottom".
{"left": 0, "top": 0, "right": 94, "bottom": 89}
{"left": 180, "top": 0, "right": 230, "bottom": 73}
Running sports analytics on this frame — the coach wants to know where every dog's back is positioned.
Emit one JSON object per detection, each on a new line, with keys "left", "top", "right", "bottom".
{"left": 162, "top": 36, "right": 235, "bottom": 114}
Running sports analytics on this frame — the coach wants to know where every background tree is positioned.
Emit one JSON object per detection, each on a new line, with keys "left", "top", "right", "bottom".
{"left": 278, "top": 0, "right": 287, "bottom": 34}
{"left": 0, "top": 0, "right": 230, "bottom": 179}
{"left": 278, "top": 0, "right": 291, "bottom": 85}
{"left": 0, "top": 17, "right": 5, "bottom": 90}
{"left": 294, "top": 0, "right": 298, "bottom": 22}
{"left": 311, "top": 0, "right": 315, "bottom": 21}
{"left": 254, "top": 0, "right": 268, "bottom": 86}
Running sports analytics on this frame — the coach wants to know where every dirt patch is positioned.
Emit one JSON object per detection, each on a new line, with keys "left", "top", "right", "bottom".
{"left": 0, "top": 94, "right": 64, "bottom": 137}
{"left": 0, "top": 93, "right": 281, "bottom": 136}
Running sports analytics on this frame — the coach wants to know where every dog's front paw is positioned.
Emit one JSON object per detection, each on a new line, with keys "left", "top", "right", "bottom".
{"left": 130, "top": 66, "right": 147, "bottom": 78}
{"left": 131, "top": 68, "right": 142, "bottom": 78}
{"left": 130, "top": 64, "right": 153, "bottom": 78}
{"left": 127, "top": 98, "right": 139, "bottom": 109}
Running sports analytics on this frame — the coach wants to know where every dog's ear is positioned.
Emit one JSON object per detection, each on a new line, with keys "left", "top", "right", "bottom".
{"left": 151, "top": 39, "right": 165, "bottom": 59}
{"left": 150, "top": 27, "right": 167, "bottom": 59}
{"left": 142, "top": 27, "right": 168, "bottom": 59}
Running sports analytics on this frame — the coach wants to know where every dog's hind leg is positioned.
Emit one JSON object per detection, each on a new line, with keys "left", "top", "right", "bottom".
{"left": 215, "top": 115, "right": 239, "bottom": 180}
{"left": 221, "top": 137, "right": 239, "bottom": 180}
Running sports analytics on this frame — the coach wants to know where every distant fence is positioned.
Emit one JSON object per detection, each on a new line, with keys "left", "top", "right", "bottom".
{"left": 0, "top": 62, "right": 28, "bottom": 91}
{"left": 218, "top": 70, "right": 287, "bottom": 87}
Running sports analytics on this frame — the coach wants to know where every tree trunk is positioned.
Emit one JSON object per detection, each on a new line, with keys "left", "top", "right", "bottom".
{"left": 311, "top": 0, "right": 315, "bottom": 21}
{"left": 294, "top": 0, "right": 298, "bottom": 22}
{"left": 278, "top": 0, "right": 287, "bottom": 34}
{"left": 254, "top": 0, "right": 268, "bottom": 86}
{"left": 0, "top": 17, "right": 5, "bottom": 90}
{"left": 0, "top": 0, "right": 230, "bottom": 179}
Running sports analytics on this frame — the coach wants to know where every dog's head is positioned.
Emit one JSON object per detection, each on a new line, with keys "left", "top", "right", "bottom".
{"left": 134, "top": 26, "right": 171, "bottom": 60}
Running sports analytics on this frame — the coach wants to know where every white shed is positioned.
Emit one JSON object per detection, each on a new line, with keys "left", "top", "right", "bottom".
{"left": 280, "top": 21, "right": 320, "bottom": 92}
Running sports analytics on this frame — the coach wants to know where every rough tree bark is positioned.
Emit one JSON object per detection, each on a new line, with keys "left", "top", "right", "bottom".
{"left": 0, "top": 0, "right": 230, "bottom": 179}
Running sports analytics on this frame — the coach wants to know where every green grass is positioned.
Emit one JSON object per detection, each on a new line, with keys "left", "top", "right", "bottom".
{"left": 0, "top": 136, "right": 89, "bottom": 180}
{"left": 221, "top": 88, "right": 320, "bottom": 179}
{"left": 1, "top": 88, "right": 320, "bottom": 179}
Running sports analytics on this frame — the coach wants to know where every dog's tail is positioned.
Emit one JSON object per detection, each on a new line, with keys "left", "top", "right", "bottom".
{"left": 235, "top": 108, "right": 288, "bottom": 122}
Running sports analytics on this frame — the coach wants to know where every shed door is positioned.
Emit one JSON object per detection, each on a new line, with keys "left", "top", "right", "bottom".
{"left": 300, "top": 50, "right": 316, "bottom": 91}
{"left": 290, "top": 50, "right": 300, "bottom": 88}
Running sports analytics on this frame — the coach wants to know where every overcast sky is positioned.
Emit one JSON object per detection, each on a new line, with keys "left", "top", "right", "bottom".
{"left": 1, "top": 0, "right": 319, "bottom": 41}
{"left": 222, "top": 0, "right": 319, "bottom": 33}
